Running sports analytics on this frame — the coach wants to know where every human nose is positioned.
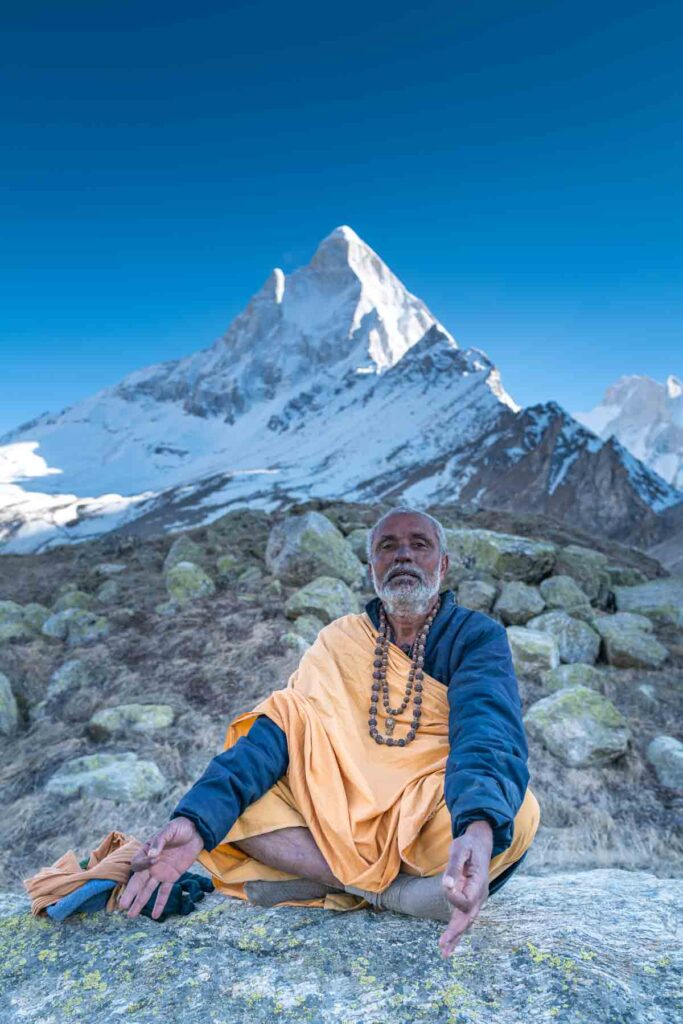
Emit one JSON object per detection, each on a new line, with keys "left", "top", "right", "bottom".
{"left": 393, "top": 543, "right": 414, "bottom": 562}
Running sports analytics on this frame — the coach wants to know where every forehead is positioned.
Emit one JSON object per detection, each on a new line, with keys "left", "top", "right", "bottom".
{"left": 373, "top": 513, "right": 438, "bottom": 543}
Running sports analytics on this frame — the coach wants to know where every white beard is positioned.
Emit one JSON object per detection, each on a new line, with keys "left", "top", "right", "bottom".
{"left": 371, "top": 563, "right": 442, "bottom": 616}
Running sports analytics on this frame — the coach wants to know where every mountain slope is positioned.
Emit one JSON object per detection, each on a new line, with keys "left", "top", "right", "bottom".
{"left": 0, "top": 229, "right": 680, "bottom": 554}
{"left": 574, "top": 375, "right": 683, "bottom": 489}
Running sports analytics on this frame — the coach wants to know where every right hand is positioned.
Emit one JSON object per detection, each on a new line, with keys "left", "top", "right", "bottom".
{"left": 118, "top": 817, "right": 205, "bottom": 920}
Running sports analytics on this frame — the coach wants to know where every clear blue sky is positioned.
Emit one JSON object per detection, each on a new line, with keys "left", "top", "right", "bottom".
{"left": 2, "top": 0, "right": 681, "bottom": 435}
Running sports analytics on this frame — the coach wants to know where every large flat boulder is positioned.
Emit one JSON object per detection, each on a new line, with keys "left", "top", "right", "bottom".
{"left": 524, "top": 685, "right": 631, "bottom": 767}
{"left": 45, "top": 753, "right": 166, "bottom": 801}
{"left": 445, "top": 528, "right": 556, "bottom": 583}
{"left": 266, "top": 512, "right": 364, "bottom": 587}
{"left": 2, "top": 870, "right": 681, "bottom": 1023}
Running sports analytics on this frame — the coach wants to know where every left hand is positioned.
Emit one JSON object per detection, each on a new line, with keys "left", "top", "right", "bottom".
{"left": 439, "top": 821, "right": 492, "bottom": 958}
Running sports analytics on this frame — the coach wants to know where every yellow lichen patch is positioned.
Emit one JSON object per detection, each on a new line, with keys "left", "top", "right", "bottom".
{"left": 38, "top": 947, "right": 58, "bottom": 962}
{"left": 526, "top": 941, "right": 578, "bottom": 983}
{"left": 80, "top": 968, "right": 107, "bottom": 993}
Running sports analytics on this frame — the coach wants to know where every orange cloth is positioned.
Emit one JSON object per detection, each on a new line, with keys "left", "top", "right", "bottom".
{"left": 23, "top": 830, "right": 143, "bottom": 916}
{"left": 199, "top": 612, "right": 540, "bottom": 909}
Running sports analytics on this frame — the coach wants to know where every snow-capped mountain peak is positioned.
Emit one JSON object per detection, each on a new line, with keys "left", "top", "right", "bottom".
{"left": 574, "top": 374, "right": 683, "bottom": 488}
{"left": 0, "top": 230, "right": 679, "bottom": 553}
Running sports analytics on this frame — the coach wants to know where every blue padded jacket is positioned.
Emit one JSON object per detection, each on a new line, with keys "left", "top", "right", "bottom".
{"left": 170, "top": 590, "right": 530, "bottom": 858}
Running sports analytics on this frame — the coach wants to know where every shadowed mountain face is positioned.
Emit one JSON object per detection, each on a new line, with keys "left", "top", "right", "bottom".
{"left": 0, "top": 227, "right": 680, "bottom": 553}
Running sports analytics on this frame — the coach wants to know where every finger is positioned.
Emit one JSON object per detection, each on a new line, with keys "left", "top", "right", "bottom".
{"left": 443, "top": 844, "right": 470, "bottom": 890}
{"left": 151, "top": 881, "right": 174, "bottom": 920}
{"left": 127, "top": 876, "right": 160, "bottom": 919}
{"left": 118, "top": 870, "right": 148, "bottom": 911}
{"left": 438, "top": 905, "right": 472, "bottom": 958}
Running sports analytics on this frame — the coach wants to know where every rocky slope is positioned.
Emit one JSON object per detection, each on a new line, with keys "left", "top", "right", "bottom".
{"left": 1, "top": 499, "right": 682, "bottom": 1021}
{"left": 1, "top": 228, "right": 680, "bottom": 554}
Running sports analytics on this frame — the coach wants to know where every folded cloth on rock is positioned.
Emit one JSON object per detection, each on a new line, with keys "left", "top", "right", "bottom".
{"left": 23, "top": 830, "right": 143, "bottom": 917}
{"left": 46, "top": 878, "right": 117, "bottom": 920}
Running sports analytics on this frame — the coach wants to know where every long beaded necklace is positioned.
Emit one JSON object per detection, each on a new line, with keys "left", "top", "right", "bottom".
{"left": 368, "top": 600, "right": 439, "bottom": 747}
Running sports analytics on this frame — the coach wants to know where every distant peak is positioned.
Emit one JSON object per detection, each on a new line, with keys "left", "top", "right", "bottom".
{"left": 311, "top": 225, "right": 376, "bottom": 267}
{"left": 666, "top": 374, "right": 682, "bottom": 399}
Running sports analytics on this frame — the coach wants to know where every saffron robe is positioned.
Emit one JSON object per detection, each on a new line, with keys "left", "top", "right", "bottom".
{"left": 197, "top": 611, "right": 540, "bottom": 909}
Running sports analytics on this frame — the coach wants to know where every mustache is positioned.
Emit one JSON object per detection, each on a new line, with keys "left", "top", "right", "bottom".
{"left": 383, "top": 566, "right": 425, "bottom": 585}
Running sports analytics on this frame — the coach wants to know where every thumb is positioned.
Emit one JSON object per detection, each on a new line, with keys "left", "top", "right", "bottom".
{"left": 147, "top": 823, "right": 176, "bottom": 858}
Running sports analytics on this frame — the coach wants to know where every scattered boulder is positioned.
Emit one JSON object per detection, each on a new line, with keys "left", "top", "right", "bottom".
{"left": 636, "top": 684, "right": 659, "bottom": 710}
{"left": 52, "top": 589, "right": 94, "bottom": 612}
{"left": 163, "top": 536, "right": 205, "bottom": 574}
{"left": 527, "top": 611, "right": 601, "bottom": 665}
{"left": 596, "top": 611, "right": 654, "bottom": 633}
{"left": 524, "top": 685, "right": 631, "bottom": 767}
{"left": 614, "top": 578, "right": 683, "bottom": 627}
{"left": 237, "top": 566, "right": 264, "bottom": 589}
{"left": 285, "top": 577, "right": 360, "bottom": 624}
{"left": 215, "top": 554, "right": 239, "bottom": 577}
{"left": 41, "top": 608, "right": 110, "bottom": 646}
{"left": 96, "top": 579, "right": 120, "bottom": 605}
{"left": 21, "top": 603, "right": 49, "bottom": 631}
{"left": 494, "top": 582, "right": 545, "bottom": 625}
{"left": 553, "top": 544, "right": 611, "bottom": 603}
{"left": 46, "top": 659, "right": 95, "bottom": 699}
{"left": 607, "top": 565, "right": 647, "bottom": 586}
{"left": 87, "top": 703, "right": 175, "bottom": 741}
{"left": 540, "top": 663, "right": 606, "bottom": 693}
{"left": 593, "top": 616, "right": 669, "bottom": 670}
{"left": 507, "top": 626, "right": 560, "bottom": 678}
{"left": 539, "top": 575, "right": 591, "bottom": 615}
{"left": 445, "top": 528, "right": 556, "bottom": 583}
{"left": 290, "top": 614, "right": 325, "bottom": 645}
{"left": 0, "top": 672, "right": 19, "bottom": 736}
{"left": 266, "top": 512, "right": 364, "bottom": 587}
{"left": 93, "top": 562, "right": 128, "bottom": 577}
{"left": 165, "top": 562, "right": 216, "bottom": 604}
{"left": 45, "top": 752, "right": 166, "bottom": 801}
{"left": 646, "top": 736, "right": 683, "bottom": 790}
{"left": 281, "top": 633, "right": 311, "bottom": 656}
{"left": 0, "top": 601, "right": 35, "bottom": 643}
{"left": 457, "top": 579, "right": 497, "bottom": 613}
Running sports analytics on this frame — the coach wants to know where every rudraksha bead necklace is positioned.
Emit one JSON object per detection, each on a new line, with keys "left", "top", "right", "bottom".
{"left": 368, "top": 600, "right": 439, "bottom": 747}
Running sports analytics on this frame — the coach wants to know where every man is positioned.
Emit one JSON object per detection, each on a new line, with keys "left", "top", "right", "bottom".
{"left": 119, "top": 507, "right": 540, "bottom": 957}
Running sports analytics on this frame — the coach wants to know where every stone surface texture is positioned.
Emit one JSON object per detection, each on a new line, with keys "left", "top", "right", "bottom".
{"left": 45, "top": 753, "right": 166, "bottom": 801}
{"left": 494, "top": 581, "right": 545, "bottom": 625}
{"left": 526, "top": 611, "right": 601, "bottom": 665}
{"left": 524, "top": 685, "right": 631, "bottom": 767}
{"left": 507, "top": 626, "right": 560, "bottom": 678}
{"left": 2, "top": 870, "right": 681, "bottom": 1024}
{"left": 285, "top": 577, "right": 360, "bottom": 624}
{"left": 445, "top": 529, "right": 556, "bottom": 584}
{"left": 266, "top": 512, "right": 365, "bottom": 587}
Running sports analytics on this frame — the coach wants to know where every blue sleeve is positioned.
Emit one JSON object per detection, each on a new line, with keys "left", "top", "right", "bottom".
{"left": 444, "top": 618, "right": 530, "bottom": 858}
{"left": 169, "top": 714, "right": 289, "bottom": 852}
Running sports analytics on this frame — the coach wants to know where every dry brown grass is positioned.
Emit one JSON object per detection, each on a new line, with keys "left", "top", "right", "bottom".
{"left": 1, "top": 505, "right": 681, "bottom": 892}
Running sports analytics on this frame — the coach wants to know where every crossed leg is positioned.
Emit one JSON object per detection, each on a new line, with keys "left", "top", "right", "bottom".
{"left": 232, "top": 826, "right": 343, "bottom": 888}
{"left": 231, "top": 825, "right": 453, "bottom": 920}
